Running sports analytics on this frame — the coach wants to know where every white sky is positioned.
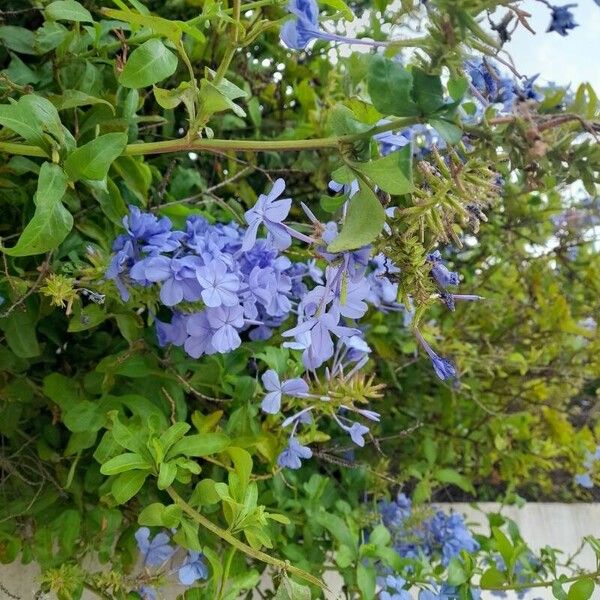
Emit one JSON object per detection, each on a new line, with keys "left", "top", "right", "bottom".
{"left": 499, "top": 0, "right": 600, "bottom": 89}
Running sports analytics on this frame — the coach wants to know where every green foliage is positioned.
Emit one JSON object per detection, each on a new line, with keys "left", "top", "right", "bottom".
{"left": 0, "top": 0, "right": 598, "bottom": 598}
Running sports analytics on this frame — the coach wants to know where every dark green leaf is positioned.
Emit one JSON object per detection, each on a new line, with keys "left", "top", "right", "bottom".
{"left": 367, "top": 55, "right": 418, "bottom": 117}
{"left": 45, "top": 0, "right": 93, "bottom": 23}
{"left": 119, "top": 39, "right": 178, "bottom": 89}
{"left": 353, "top": 144, "right": 413, "bottom": 195}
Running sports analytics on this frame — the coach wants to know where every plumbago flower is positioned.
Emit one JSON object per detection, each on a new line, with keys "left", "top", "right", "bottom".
{"left": 107, "top": 172, "right": 475, "bottom": 471}
{"left": 547, "top": 4, "right": 578, "bottom": 36}
{"left": 280, "top": 0, "right": 385, "bottom": 50}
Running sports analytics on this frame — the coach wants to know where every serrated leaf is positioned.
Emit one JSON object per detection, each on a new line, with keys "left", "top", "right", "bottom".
{"left": 327, "top": 183, "right": 385, "bottom": 252}
{"left": 64, "top": 132, "right": 127, "bottom": 181}
{"left": 119, "top": 39, "right": 178, "bottom": 89}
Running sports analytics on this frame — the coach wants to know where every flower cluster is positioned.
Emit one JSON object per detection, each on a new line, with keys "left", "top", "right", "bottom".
{"left": 378, "top": 493, "right": 479, "bottom": 567}
{"left": 135, "top": 527, "right": 208, "bottom": 599}
{"left": 547, "top": 4, "right": 578, "bottom": 36}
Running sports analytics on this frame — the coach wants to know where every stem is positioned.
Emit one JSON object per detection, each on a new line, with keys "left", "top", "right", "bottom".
{"left": 0, "top": 116, "right": 419, "bottom": 158}
{"left": 166, "top": 486, "right": 326, "bottom": 589}
{"left": 481, "top": 570, "right": 600, "bottom": 592}
{"left": 213, "top": 0, "right": 242, "bottom": 86}
{"left": 217, "top": 547, "right": 236, "bottom": 600}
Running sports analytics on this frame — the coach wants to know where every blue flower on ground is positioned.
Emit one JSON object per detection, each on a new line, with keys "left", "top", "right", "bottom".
{"left": 178, "top": 551, "right": 209, "bottom": 585}
{"left": 135, "top": 527, "right": 176, "bottom": 567}
{"left": 196, "top": 259, "right": 240, "bottom": 308}
{"left": 261, "top": 369, "right": 309, "bottom": 414}
{"left": 547, "top": 4, "right": 578, "bottom": 36}
{"left": 277, "top": 436, "right": 312, "bottom": 469}
{"left": 242, "top": 178, "right": 292, "bottom": 251}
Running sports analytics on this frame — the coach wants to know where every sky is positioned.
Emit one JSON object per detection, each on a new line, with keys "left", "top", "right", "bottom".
{"left": 499, "top": 0, "right": 600, "bottom": 89}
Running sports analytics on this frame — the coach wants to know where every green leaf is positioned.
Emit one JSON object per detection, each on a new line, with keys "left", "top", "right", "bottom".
{"left": 353, "top": 144, "right": 413, "bottom": 195}
{"left": 411, "top": 68, "right": 445, "bottom": 114}
{"left": 446, "top": 556, "right": 468, "bottom": 586}
{"left": 480, "top": 567, "right": 506, "bottom": 588}
{"left": 159, "top": 422, "right": 192, "bottom": 452}
{"left": 45, "top": 0, "right": 94, "bottom": 23}
{"left": 314, "top": 512, "right": 356, "bottom": 550}
{"left": 199, "top": 79, "right": 246, "bottom": 119}
{"left": 369, "top": 524, "right": 391, "bottom": 547}
{"left": 166, "top": 433, "right": 230, "bottom": 459}
{"left": 448, "top": 76, "right": 469, "bottom": 101}
{"left": 119, "top": 39, "right": 178, "bottom": 89}
{"left": 367, "top": 55, "right": 418, "bottom": 117}
{"left": 0, "top": 94, "right": 63, "bottom": 152}
{"left": 2, "top": 162, "right": 72, "bottom": 257}
{"left": 63, "top": 400, "right": 104, "bottom": 433}
{"left": 64, "top": 132, "right": 128, "bottom": 181}
{"left": 158, "top": 461, "right": 178, "bottom": 489}
{"left": 0, "top": 307, "right": 40, "bottom": 358}
{"left": 492, "top": 526, "right": 514, "bottom": 566}
{"left": 356, "top": 563, "right": 376, "bottom": 599}
{"left": 567, "top": 578, "right": 595, "bottom": 600}
{"left": 0, "top": 26, "right": 37, "bottom": 55}
{"left": 274, "top": 578, "right": 312, "bottom": 600}
{"left": 50, "top": 90, "right": 115, "bottom": 113}
{"left": 138, "top": 503, "right": 182, "bottom": 528}
{"left": 430, "top": 118, "right": 463, "bottom": 144}
{"left": 320, "top": 0, "right": 354, "bottom": 20}
{"left": 433, "top": 468, "right": 475, "bottom": 493}
{"left": 100, "top": 453, "right": 151, "bottom": 475}
{"left": 327, "top": 182, "right": 385, "bottom": 252}
{"left": 320, "top": 194, "right": 346, "bottom": 213}
{"left": 112, "top": 470, "right": 149, "bottom": 504}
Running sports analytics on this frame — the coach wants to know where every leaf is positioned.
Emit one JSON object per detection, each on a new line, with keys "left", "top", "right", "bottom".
{"left": 199, "top": 79, "right": 246, "bottom": 119}
{"left": 567, "top": 578, "right": 595, "bottom": 600}
{"left": 353, "top": 144, "right": 413, "bottom": 195}
{"left": 367, "top": 55, "right": 418, "bottom": 117}
{"left": 327, "top": 183, "right": 385, "bottom": 253}
{"left": 492, "top": 526, "right": 514, "bottom": 566}
{"left": 157, "top": 461, "right": 178, "bottom": 489}
{"left": 0, "top": 94, "right": 63, "bottom": 152}
{"left": 119, "top": 39, "right": 178, "bottom": 89}
{"left": 111, "top": 470, "right": 148, "bottom": 504}
{"left": 166, "top": 433, "right": 230, "bottom": 459}
{"left": 138, "top": 503, "right": 182, "bottom": 528}
{"left": 320, "top": 0, "right": 354, "bottom": 19}
{"left": 45, "top": 0, "right": 94, "bottom": 23}
{"left": 411, "top": 68, "right": 445, "bottom": 114}
{"left": 446, "top": 556, "right": 468, "bottom": 586}
{"left": 480, "top": 567, "right": 506, "bottom": 588}
{"left": 0, "top": 26, "right": 37, "bottom": 55}
{"left": 2, "top": 162, "right": 72, "bottom": 257}
{"left": 63, "top": 401, "right": 104, "bottom": 433}
{"left": 0, "top": 306, "right": 40, "bottom": 358}
{"left": 433, "top": 468, "right": 475, "bottom": 494}
{"left": 430, "top": 118, "right": 463, "bottom": 144}
{"left": 100, "top": 453, "right": 151, "bottom": 475}
{"left": 50, "top": 90, "right": 115, "bottom": 113}
{"left": 274, "top": 578, "right": 312, "bottom": 600}
{"left": 64, "top": 132, "right": 128, "bottom": 181}
{"left": 314, "top": 512, "right": 356, "bottom": 550}
{"left": 356, "top": 563, "right": 376, "bottom": 599}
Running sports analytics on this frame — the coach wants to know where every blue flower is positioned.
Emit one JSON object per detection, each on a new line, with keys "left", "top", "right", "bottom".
{"left": 277, "top": 436, "right": 312, "bottom": 469}
{"left": 427, "top": 251, "right": 459, "bottom": 288}
{"left": 134, "top": 527, "right": 176, "bottom": 567}
{"left": 123, "top": 205, "right": 182, "bottom": 255}
{"left": 242, "top": 178, "right": 292, "bottom": 251}
{"left": 205, "top": 305, "right": 245, "bottom": 353}
{"left": 280, "top": 0, "right": 384, "bottom": 50}
{"left": 335, "top": 416, "right": 370, "bottom": 447}
{"left": 414, "top": 328, "right": 457, "bottom": 382}
{"left": 156, "top": 313, "right": 188, "bottom": 347}
{"left": 139, "top": 585, "right": 157, "bottom": 600}
{"left": 575, "top": 473, "right": 593, "bottom": 488}
{"left": 184, "top": 312, "right": 216, "bottom": 358}
{"left": 261, "top": 369, "right": 309, "bottom": 414}
{"left": 130, "top": 256, "right": 203, "bottom": 307}
{"left": 196, "top": 259, "right": 240, "bottom": 308}
{"left": 379, "top": 574, "right": 411, "bottom": 600}
{"left": 178, "top": 551, "right": 209, "bottom": 585}
{"left": 547, "top": 4, "right": 578, "bottom": 36}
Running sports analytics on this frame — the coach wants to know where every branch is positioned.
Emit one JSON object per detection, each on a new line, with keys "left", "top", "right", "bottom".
{"left": 165, "top": 486, "right": 327, "bottom": 590}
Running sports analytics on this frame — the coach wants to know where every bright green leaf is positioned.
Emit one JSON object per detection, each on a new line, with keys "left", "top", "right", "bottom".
{"left": 64, "top": 132, "right": 127, "bottom": 181}
{"left": 119, "top": 39, "right": 178, "bottom": 89}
